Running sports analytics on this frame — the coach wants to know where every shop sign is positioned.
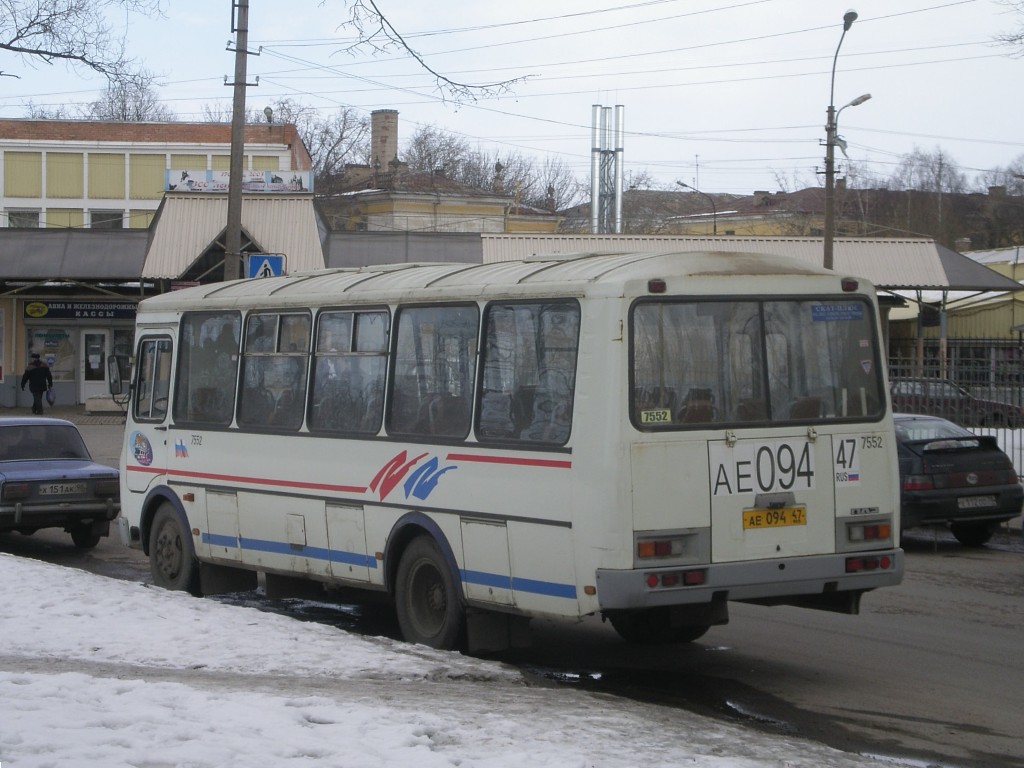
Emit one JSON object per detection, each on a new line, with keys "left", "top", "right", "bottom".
{"left": 24, "top": 301, "right": 137, "bottom": 320}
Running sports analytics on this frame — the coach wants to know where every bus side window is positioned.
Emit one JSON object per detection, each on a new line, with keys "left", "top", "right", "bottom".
{"left": 134, "top": 336, "right": 173, "bottom": 423}
{"left": 478, "top": 301, "right": 580, "bottom": 445}
{"left": 173, "top": 312, "right": 240, "bottom": 425}
{"left": 388, "top": 305, "right": 477, "bottom": 440}
{"left": 238, "top": 312, "right": 310, "bottom": 430}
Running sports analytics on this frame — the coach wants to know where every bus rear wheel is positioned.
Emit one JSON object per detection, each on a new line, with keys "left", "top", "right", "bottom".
{"left": 394, "top": 536, "right": 465, "bottom": 650}
{"left": 149, "top": 504, "right": 201, "bottom": 595}
{"left": 608, "top": 608, "right": 709, "bottom": 644}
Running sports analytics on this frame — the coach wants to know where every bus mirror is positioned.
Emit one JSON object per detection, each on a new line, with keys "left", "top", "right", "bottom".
{"left": 108, "top": 357, "right": 124, "bottom": 396}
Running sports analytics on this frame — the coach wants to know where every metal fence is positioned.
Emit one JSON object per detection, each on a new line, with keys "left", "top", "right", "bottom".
{"left": 889, "top": 342, "right": 1024, "bottom": 476}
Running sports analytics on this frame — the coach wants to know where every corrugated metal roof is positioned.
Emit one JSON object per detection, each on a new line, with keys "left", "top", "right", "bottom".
{"left": 143, "top": 192, "right": 325, "bottom": 279}
{"left": 479, "top": 235, "right": 1021, "bottom": 292}
{"left": 140, "top": 250, "right": 850, "bottom": 312}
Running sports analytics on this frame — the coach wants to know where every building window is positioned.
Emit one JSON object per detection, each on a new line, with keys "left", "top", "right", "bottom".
{"left": 6, "top": 210, "right": 40, "bottom": 228}
{"left": 90, "top": 210, "right": 124, "bottom": 229}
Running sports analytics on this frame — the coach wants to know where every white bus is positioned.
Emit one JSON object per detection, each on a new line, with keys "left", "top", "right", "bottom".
{"left": 118, "top": 250, "right": 903, "bottom": 650}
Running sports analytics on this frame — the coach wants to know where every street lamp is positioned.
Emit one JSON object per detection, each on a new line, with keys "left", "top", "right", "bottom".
{"left": 823, "top": 9, "right": 868, "bottom": 271}
{"left": 677, "top": 180, "right": 717, "bottom": 235}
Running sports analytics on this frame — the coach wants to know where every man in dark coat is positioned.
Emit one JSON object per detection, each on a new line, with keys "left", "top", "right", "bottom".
{"left": 20, "top": 353, "right": 53, "bottom": 415}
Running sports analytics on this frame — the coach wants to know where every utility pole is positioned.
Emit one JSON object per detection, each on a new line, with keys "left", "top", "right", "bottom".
{"left": 224, "top": 0, "right": 257, "bottom": 281}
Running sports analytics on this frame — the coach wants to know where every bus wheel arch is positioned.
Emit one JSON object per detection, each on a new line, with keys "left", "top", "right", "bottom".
{"left": 385, "top": 515, "right": 466, "bottom": 650}
{"left": 148, "top": 500, "right": 202, "bottom": 596}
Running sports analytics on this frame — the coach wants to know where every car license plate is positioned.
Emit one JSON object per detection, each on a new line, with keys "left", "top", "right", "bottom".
{"left": 38, "top": 482, "right": 87, "bottom": 496}
{"left": 743, "top": 506, "right": 807, "bottom": 530}
{"left": 957, "top": 495, "right": 996, "bottom": 510}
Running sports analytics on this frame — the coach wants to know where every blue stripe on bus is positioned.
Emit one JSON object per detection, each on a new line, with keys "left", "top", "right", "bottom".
{"left": 461, "top": 569, "right": 577, "bottom": 600}
{"left": 199, "top": 535, "right": 574, "bottom": 599}
{"left": 200, "top": 533, "right": 378, "bottom": 569}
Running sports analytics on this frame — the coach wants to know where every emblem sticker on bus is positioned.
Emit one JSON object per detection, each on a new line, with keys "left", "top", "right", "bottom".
{"left": 710, "top": 439, "right": 815, "bottom": 496}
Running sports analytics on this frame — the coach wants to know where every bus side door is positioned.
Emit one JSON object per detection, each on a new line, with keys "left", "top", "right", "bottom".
{"left": 125, "top": 335, "right": 173, "bottom": 495}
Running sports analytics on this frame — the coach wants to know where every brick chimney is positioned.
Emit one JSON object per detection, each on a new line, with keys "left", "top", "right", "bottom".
{"left": 371, "top": 109, "right": 399, "bottom": 168}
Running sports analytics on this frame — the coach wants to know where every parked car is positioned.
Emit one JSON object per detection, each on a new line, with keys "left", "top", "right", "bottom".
{"left": 0, "top": 417, "right": 120, "bottom": 549}
{"left": 894, "top": 413, "right": 1023, "bottom": 546}
{"left": 889, "top": 377, "right": 1024, "bottom": 427}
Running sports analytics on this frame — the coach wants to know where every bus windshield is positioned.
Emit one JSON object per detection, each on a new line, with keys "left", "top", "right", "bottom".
{"left": 632, "top": 297, "right": 883, "bottom": 427}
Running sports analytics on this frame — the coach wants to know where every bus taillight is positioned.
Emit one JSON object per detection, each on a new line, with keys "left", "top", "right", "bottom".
{"left": 847, "top": 522, "right": 892, "bottom": 542}
{"left": 637, "top": 537, "right": 686, "bottom": 559}
{"left": 646, "top": 569, "right": 706, "bottom": 588}
{"left": 845, "top": 554, "right": 894, "bottom": 573}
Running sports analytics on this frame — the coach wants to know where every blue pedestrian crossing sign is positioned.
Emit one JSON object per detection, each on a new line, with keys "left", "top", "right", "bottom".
{"left": 246, "top": 253, "right": 286, "bottom": 279}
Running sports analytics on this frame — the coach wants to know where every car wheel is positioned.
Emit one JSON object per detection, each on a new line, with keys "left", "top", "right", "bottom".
{"left": 394, "top": 535, "right": 465, "bottom": 649}
{"left": 149, "top": 503, "right": 201, "bottom": 595}
{"left": 608, "top": 608, "right": 710, "bottom": 644}
{"left": 70, "top": 526, "right": 101, "bottom": 549}
{"left": 950, "top": 521, "right": 995, "bottom": 547}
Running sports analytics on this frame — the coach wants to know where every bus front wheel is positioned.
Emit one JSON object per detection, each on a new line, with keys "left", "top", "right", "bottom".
{"left": 149, "top": 504, "right": 201, "bottom": 595}
{"left": 394, "top": 536, "right": 465, "bottom": 650}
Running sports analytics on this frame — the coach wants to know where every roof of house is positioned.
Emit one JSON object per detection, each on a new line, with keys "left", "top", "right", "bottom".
{"left": 142, "top": 192, "right": 325, "bottom": 279}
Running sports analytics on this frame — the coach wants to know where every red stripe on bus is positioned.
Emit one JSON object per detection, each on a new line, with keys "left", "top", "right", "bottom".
{"left": 446, "top": 453, "right": 572, "bottom": 469}
{"left": 127, "top": 465, "right": 365, "bottom": 494}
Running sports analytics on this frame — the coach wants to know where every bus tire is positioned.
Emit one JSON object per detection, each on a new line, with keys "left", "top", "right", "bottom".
{"left": 149, "top": 503, "right": 201, "bottom": 596}
{"left": 394, "top": 535, "right": 465, "bottom": 650}
{"left": 608, "top": 608, "right": 709, "bottom": 644}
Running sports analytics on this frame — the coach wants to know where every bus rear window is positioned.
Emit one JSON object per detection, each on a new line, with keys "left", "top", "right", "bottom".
{"left": 631, "top": 298, "right": 883, "bottom": 427}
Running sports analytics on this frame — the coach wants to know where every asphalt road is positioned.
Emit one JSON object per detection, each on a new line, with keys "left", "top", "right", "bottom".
{"left": 6, "top": 412, "right": 1023, "bottom": 768}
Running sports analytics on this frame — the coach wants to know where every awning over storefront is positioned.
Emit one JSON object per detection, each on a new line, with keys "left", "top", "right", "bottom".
{"left": 143, "top": 192, "right": 325, "bottom": 279}
{"left": 0, "top": 229, "right": 148, "bottom": 282}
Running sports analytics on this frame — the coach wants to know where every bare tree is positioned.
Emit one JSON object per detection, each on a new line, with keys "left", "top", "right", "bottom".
{"left": 403, "top": 124, "right": 472, "bottom": 175}
{"left": 979, "top": 154, "right": 1024, "bottom": 196}
{"left": 85, "top": 68, "right": 176, "bottom": 121}
{"left": 202, "top": 97, "right": 370, "bottom": 192}
{"left": 337, "top": 0, "right": 524, "bottom": 100}
{"left": 0, "top": 0, "right": 163, "bottom": 82}
{"left": 25, "top": 67, "right": 174, "bottom": 121}
{"left": 994, "top": 0, "right": 1024, "bottom": 52}
{"left": 888, "top": 146, "right": 967, "bottom": 194}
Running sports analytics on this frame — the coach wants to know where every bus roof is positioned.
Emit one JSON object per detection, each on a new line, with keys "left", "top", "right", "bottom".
{"left": 138, "top": 250, "right": 862, "bottom": 312}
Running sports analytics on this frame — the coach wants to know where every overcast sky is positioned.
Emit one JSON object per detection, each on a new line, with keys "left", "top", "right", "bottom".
{"left": 1, "top": 0, "right": 1021, "bottom": 195}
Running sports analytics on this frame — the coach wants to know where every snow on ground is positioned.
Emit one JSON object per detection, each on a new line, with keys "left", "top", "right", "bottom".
{"left": 0, "top": 554, "right": 917, "bottom": 768}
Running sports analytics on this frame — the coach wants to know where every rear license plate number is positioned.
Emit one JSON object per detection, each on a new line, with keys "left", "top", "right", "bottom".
{"left": 743, "top": 506, "right": 807, "bottom": 530}
{"left": 957, "top": 495, "right": 996, "bottom": 510}
{"left": 38, "top": 482, "right": 87, "bottom": 496}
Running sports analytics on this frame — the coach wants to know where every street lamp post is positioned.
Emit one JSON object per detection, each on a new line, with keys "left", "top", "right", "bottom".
{"left": 823, "top": 9, "right": 865, "bottom": 271}
{"left": 677, "top": 180, "right": 717, "bottom": 235}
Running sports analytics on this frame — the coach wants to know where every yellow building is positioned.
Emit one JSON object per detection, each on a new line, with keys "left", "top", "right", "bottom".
{"left": 0, "top": 118, "right": 317, "bottom": 409}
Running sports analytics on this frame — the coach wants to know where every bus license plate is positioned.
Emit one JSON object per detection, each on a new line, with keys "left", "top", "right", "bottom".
{"left": 38, "top": 482, "right": 86, "bottom": 496}
{"left": 743, "top": 506, "right": 807, "bottom": 530}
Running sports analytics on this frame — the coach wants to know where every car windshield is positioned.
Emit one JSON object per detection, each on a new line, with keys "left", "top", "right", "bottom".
{"left": 894, "top": 416, "right": 974, "bottom": 442}
{"left": 0, "top": 424, "right": 91, "bottom": 461}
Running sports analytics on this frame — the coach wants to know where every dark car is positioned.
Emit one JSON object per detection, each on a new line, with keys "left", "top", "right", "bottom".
{"left": 890, "top": 377, "right": 1024, "bottom": 427}
{"left": 0, "top": 417, "right": 120, "bottom": 549}
{"left": 894, "top": 413, "right": 1023, "bottom": 546}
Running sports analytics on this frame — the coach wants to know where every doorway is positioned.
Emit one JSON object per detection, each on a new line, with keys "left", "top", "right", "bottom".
{"left": 79, "top": 329, "right": 109, "bottom": 403}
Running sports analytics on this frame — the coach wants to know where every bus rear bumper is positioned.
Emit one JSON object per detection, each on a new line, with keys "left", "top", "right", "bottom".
{"left": 595, "top": 549, "right": 904, "bottom": 610}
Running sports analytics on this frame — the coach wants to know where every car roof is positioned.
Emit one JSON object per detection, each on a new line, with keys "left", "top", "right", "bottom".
{"left": 0, "top": 416, "right": 78, "bottom": 429}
